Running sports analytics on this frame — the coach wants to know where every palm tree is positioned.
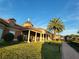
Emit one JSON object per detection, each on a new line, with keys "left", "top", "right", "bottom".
{"left": 47, "top": 18, "right": 64, "bottom": 40}
{"left": 77, "top": 31, "right": 79, "bottom": 34}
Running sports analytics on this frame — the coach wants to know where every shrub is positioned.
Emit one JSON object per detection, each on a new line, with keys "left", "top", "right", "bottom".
{"left": 3, "top": 32, "right": 14, "bottom": 42}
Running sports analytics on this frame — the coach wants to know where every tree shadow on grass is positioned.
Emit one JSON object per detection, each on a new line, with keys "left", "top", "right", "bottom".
{"left": 0, "top": 40, "right": 23, "bottom": 48}
{"left": 67, "top": 41, "right": 79, "bottom": 53}
{"left": 41, "top": 42, "right": 61, "bottom": 59}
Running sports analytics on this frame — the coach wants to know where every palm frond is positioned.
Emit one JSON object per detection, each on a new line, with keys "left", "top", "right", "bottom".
{"left": 47, "top": 18, "right": 64, "bottom": 33}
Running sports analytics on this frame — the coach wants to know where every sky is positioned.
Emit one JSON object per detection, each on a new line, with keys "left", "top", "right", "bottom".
{"left": 0, "top": 0, "right": 79, "bottom": 35}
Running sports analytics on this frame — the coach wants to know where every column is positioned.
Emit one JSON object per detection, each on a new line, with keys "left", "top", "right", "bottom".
{"left": 43, "top": 34, "right": 44, "bottom": 41}
{"left": 40, "top": 33, "right": 42, "bottom": 42}
{"left": 27, "top": 30, "right": 30, "bottom": 43}
{"left": 35, "top": 32, "right": 37, "bottom": 42}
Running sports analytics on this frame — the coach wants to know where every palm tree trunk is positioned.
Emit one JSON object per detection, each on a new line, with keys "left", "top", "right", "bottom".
{"left": 58, "top": 33, "right": 60, "bottom": 40}
{"left": 53, "top": 30, "right": 56, "bottom": 40}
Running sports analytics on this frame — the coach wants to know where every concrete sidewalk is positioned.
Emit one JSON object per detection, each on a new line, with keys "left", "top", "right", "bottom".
{"left": 62, "top": 42, "right": 79, "bottom": 59}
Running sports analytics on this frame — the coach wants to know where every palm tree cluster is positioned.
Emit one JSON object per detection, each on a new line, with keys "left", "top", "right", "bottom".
{"left": 47, "top": 18, "right": 64, "bottom": 39}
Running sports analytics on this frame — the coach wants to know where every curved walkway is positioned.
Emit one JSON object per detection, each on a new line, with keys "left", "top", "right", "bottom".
{"left": 62, "top": 42, "right": 79, "bottom": 59}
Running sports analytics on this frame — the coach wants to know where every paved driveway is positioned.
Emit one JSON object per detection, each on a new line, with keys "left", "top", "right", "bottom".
{"left": 62, "top": 42, "right": 79, "bottom": 59}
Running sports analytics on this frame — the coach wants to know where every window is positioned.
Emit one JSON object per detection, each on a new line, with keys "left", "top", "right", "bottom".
{"left": 9, "top": 31, "right": 15, "bottom": 35}
{"left": 0, "top": 29, "right": 3, "bottom": 40}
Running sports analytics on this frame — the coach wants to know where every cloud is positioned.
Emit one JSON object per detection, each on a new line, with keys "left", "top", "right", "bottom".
{"left": 59, "top": 0, "right": 79, "bottom": 35}
{"left": 34, "top": 23, "right": 47, "bottom": 29}
{"left": 70, "top": 15, "right": 79, "bottom": 21}
{"left": 65, "top": 14, "right": 79, "bottom": 21}
{"left": 60, "top": 0, "right": 79, "bottom": 23}
{"left": 60, "top": 28, "right": 78, "bottom": 35}
{"left": 75, "top": 2, "right": 79, "bottom": 10}
{"left": 39, "top": 23, "right": 47, "bottom": 29}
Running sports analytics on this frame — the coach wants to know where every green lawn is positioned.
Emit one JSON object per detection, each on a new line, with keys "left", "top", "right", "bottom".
{"left": 0, "top": 41, "right": 61, "bottom": 59}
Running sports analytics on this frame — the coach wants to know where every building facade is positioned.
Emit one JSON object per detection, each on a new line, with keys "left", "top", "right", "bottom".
{"left": 0, "top": 18, "right": 53, "bottom": 42}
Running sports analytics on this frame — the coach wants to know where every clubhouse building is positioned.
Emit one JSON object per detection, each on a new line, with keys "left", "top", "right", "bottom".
{"left": 0, "top": 18, "right": 53, "bottom": 42}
